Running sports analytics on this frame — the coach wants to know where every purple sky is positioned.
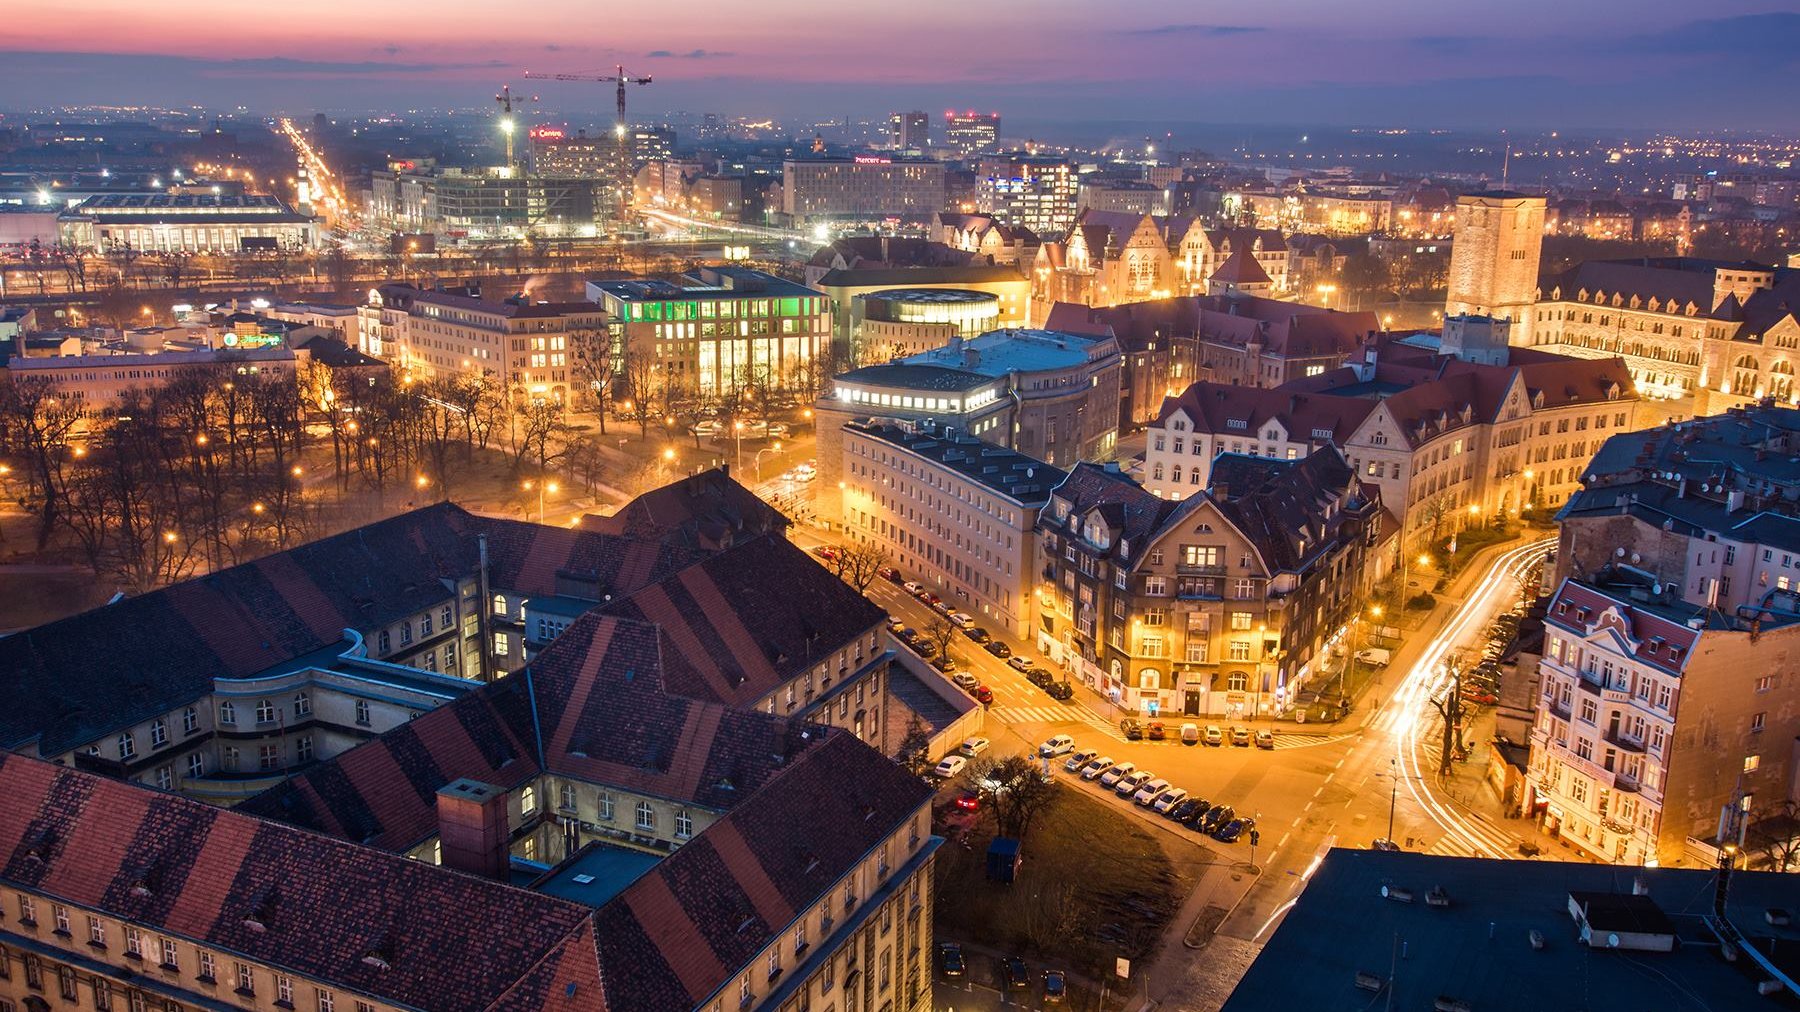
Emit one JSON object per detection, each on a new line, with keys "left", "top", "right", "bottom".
{"left": 4, "top": 2, "right": 1799, "bottom": 131}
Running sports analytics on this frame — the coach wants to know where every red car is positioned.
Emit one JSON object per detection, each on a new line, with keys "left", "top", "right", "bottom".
{"left": 811, "top": 545, "right": 840, "bottom": 561}
{"left": 954, "top": 791, "right": 980, "bottom": 811}
{"left": 974, "top": 685, "right": 995, "bottom": 706}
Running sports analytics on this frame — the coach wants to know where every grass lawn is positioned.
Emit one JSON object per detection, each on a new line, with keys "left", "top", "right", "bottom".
{"left": 933, "top": 785, "right": 1192, "bottom": 978}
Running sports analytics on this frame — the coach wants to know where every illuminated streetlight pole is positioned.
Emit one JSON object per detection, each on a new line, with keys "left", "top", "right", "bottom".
{"left": 754, "top": 441, "right": 783, "bottom": 481}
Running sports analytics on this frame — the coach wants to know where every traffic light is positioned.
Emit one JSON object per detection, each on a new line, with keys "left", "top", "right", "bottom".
{"left": 1249, "top": 829, "right": 1260, "bottom": 847}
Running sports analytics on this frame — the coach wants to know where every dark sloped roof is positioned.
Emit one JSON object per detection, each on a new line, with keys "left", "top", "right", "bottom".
{"left": 588, "top": 467, "right": 789, "bottom": 550}
{"left": 1211, "top": 447, "right": 1374, "bottom": 573}
{"left": 1049, "top": 463, "right": 1184, "bottom": 557}
{"left": 0, "top": 753, "right": 594, "bottom": 1012}
{"left": 0, "top": 503, "right": 480, "bottom": 756}
{"left": 599, "top": 535, "right": 887, "bottom": 709}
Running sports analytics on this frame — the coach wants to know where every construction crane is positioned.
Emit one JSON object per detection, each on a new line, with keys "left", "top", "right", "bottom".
{"left": 494, "top": 84, "right": 538, "bottom": 170}
{"left": 524, "top": 67, "right": 653, "bottom": 214}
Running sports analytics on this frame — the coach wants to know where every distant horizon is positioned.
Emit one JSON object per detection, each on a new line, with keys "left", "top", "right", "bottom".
{"left": 4, "top": 4, "right": 1800, "bottom": 134}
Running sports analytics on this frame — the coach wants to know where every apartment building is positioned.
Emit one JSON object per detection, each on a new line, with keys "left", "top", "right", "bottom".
{"left": 585, "top": 267, "right": 830, "bottom": 400}
{"left": 840, "top": 420, "right": 1065, "bottom": 637}
{"left": 939, "top": 212, "right": 1040, "bottom": 267}
{"left": 0, "top": 622, "right": 937, "bottom": 1012}
{"left": 973, "top": 155, "right": 1077, "bottom": 236}
{"left": 356, "top": 284, "right": 609, "bottom": 402}
{"left": 4, "top": 345, "right": 301, "bottom": 418}
{"left": 1030, "top": 211, "right": 1295, "bottom": 323}
{"left": 1141, "top": 340, "right": 1638, "bottom": 545}
{"left": 779, "top": 157, "right": 946, "bottom": 223}
{"left": 816, "top": 327, "right": 1121, "bottom": 499}
{"left": 1525, "top": 257, "right": 1800, "bottom": 406}
{"left": 1035, "top": 448, "right": 1382, "bottom": 717}
{"left": 1528, "top": 576, "right": 1800, "bottom": 866}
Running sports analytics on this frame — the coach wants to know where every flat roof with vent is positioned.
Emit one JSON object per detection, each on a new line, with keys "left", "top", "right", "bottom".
{"left": 845, "top": 419, "right": 1067, "bottom": 506}
{"left": 530, "top": 841, "right": 664, "bottom": 908}
{"left": 1223, "top": 849, "right": 1800, "bottom": 1011}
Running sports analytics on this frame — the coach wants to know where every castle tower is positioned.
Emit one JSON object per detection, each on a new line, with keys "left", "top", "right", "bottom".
{"left": 1445, "top": 190, "right": 1545, "bottom": 346}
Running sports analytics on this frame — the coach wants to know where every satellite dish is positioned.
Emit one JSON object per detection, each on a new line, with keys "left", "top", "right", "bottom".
{"left": 1607, "top": 933, "right": 1620, "bottom": 948}
{"left": 1381, "top": 885, "right": 1391, "bottom": 898}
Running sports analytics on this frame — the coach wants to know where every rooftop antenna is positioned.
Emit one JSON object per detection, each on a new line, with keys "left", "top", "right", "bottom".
{"left": 1500, "top": 130, "right": 1511, "bottom": 191}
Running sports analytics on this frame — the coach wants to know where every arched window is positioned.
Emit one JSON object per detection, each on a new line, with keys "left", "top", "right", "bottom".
{"left": 255, "top": 699, "right": 275, "bottom": 724}
{"left": 1139, "top": 669, "right": 1160, "bottom": 690}
{"left": 635, "top": 801, "right": 656, "bottom": 831}
{"left": 292, "top": 692, "right": 311, "bottom": 717}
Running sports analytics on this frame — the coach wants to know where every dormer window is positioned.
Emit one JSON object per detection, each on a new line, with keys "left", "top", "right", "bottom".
{"left": 1118, "top": 538, "right": 1130, "bottom": 560}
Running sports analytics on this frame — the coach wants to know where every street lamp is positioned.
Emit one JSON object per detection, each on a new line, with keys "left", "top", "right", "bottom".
{"left": 754, "top": 441, "right": 783, "bottom": 480}
{"left": 733, "top": 420, "right": 745, "bottom": 473}
{"left": 523, "top": 479, "right": 559, "bottom": 522}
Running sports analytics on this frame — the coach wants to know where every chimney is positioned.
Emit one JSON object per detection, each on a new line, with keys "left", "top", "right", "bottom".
{"left": 436, "top": 778, "right": 512, "bottom": 880}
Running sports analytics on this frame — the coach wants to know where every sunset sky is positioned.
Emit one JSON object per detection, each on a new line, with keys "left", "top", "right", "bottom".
{"left": 4, "top": 1, "right": 1799, "bottom": 130}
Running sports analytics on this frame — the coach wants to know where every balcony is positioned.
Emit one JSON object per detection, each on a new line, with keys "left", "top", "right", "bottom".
{"left": 1546, "top": 697, "right": 1571, "bottom": 721}
{"left": 1176, "top": 562, "right": 1225, "bottom": 576}
{"left": 1175, "top": 578, "right": 1221, "bottom": 600}
{"left": 1574, "top": 676, "right": 1603, "bottom": 697}
{"left": 1603, "top": 729, "right": 1647, "bottom": 754}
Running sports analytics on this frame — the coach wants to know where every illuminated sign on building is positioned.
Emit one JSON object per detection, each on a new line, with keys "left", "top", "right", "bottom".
{"left": 530, "top": 127, "right": 566, "bottom": 141}
{"left": 853, "top": 155, "right": 893, "bottom": 165}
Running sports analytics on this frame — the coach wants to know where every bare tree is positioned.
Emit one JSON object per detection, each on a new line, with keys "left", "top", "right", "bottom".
{"left": 836, "top": 540, "right": 891, "bottom": 594}
{"left": 568, "top": 326, "right": 617, "bottom": 433}
{"left": 961, "top": 754, "right": 1060, "bottom": 840}
{"left": 1750, "top": 800, "right": 1800, "bottom": 872}
{"left": 925, "top": 615, "right": 959, "bottom": 669}
{"left": 0, "top": 375, "right": 85, "bottom": 547}
{"left": 620, "top": 346, "right": 661, "bottom": 438}
{"left": 1427, "top": 653, "right": 1468, "bottom": 778}
{"left": 893, "top": 715, "right": 934, "bottom": 780}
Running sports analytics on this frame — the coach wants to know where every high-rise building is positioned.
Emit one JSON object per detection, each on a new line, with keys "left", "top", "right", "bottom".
{"left": 1445, "top": 190, "right": 1546, "bottom": 345}
{"left": 779, "top": 157, "right": 946, "bottom": 222}
{"left": 976, "top": 155, "right": 1078, "bottom": 235}
{"left": 890, "top": 110, "right": 929, "bottom": 151}
{"left": 944, "top": 110, "right": 1001, "bottom": 156}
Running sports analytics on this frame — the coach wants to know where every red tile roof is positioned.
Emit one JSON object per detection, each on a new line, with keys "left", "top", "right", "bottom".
{"left": 0, "top": 754, "right": 596, "bottom": 1012}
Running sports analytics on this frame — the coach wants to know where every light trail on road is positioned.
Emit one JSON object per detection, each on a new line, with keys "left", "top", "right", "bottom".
{"left": 1382, "top": 537, "right": 1555, "bottom": 857}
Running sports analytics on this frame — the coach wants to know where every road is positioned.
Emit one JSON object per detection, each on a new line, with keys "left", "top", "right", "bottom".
{"left": 775, "top": 494, "right": 1558, "bottom": 1008}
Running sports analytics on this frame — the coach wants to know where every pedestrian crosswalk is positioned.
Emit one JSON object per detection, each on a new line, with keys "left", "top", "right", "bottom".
{"left": 989, "top": 705, "right": 1124, "bottom": 740}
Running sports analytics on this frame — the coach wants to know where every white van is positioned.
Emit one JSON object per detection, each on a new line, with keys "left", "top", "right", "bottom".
{"left": 1355, "top": 647, "right": 1392, "bottom": 667}
{"left": 1039, "top": 734, "right": 1075, "bottom": 758}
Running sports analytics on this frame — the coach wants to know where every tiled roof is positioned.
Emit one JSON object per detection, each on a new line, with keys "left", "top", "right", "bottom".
{"left": 0, "top": 503, "right": 701, "bottom": 758}
{"left": 0, "top": 753, "right": 595, "bottom": 1012}
{"left": 1208, "top": 249, "right": 1272, "bottom": 286}
{"left": 1154, "top": 382, "right": 1377, "bottom": 444}
{"left": 599, "top": 535, "right": 887, "bottom": 709}
{"left": 1211, "top": 447, "right": 1377, "bottom": 573}
{"left": 0, "top": 503, "right": 480, "bottom": 756}
{"left": 1544, "top": 579, "right": 1701, "bottom": 675}
{"left": 586, "top": 467, "right": 789, "bottom": 551}
{"left": 1047, "top": 463, "right": 1185, "bottom": 558}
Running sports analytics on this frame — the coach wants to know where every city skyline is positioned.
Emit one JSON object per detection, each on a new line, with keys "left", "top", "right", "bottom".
{"left": 4, "top": 4, "right": 1799, "bottom": 131}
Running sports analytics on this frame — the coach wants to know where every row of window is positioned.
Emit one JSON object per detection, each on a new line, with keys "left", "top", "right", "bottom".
{"left": 0, "top": 898, "right": 377, "bottom": 1012}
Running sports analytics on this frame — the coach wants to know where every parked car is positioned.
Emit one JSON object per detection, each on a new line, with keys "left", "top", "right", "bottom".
{"left": 950, "top": 671, "right": 979, "bottom": 691}
{"left": 1355, "top": 647, "right": 1392, "bottom": 667}
{"left": 933, "top": 756, "right": 968, "bottom": 779}
{"left": 1064, "top": 748, "right": 1099, "bottom": 773}
{"left": 1180, "top": 723, "right": 1201, "bottom": 746}
{"left": 1230, "top": 725, "right": 1252, "bottom": 747}
{"left": 1079, "top": 756, "right": 1116, "bottom": 780}
{"left": 1098, "top": 762, "right": 1138, "bottom": 787}
{"left": 1204, "top": 725, "right": 1224, "bottom": 747}
{"left": 909, "top": 638, "right": 937, "bottom": 659}
{"left": 930, "top": 654, "right": 956, "bottom": 673}
{"left": 1133, "top": 778, "right": 1171, "bottom": 805}
{"left": 1006, "top": 655, "right": 1033, "bottom": 673}
{"left": 984, "top": 640, "right": 1011, "bottom": 659}
{"left": 1169, "top": 797, "right": 1204, "bottom": 822}
{"left": 1461, "top": 686, "right": 1499, "bottom": 705}
{"left": 1254, "top": 729, "right": 1275, "bottom": 750}
{"left": 973, "top": 685, "right": 994, "bottom": 706}
{"left": 1045, "top": 680, "right": 1074, "bottom": 701}
{"left": 902, "top": 581, "right": 925, "bottom": 595}
{"left": 1043, "top": 969, "right": 1067, "bottom": 1003}
{"left": 1039, "top": 734, "right": 1075, "bottom": 758}
{"left": 958, "top": 737, "right": 991, "bottom": 758}
{"left": 810, "top": 544, "right": 839, "bottom": 561}
{"left": 879, "top": 566, "right": 903, "bottom": 583}
{"left": 1026, "top": 668, "right": 1053, "bottom": 688}
{"left": 1200, "top": 805, "right": 1236, "bottom": 833}
{"left": 963, "top": 625, "right": 991, "bottom": 644}
{"left": 948, "top": 612, "right": 975, "bottom": 629}
{"left": 1115, "top": 770, "right": 1154, "bottom": 797}
{"left": 886, "top": 616, "right": 905, "bottom": 632}
{"left": 938, "top": 942, "right": 965, "bottom": 977}
{"left": 1146, "top": 721, "right": 1166, "bottom": 741}
{"left": 1213, "top": 819, "right": 1248, "bottom": 844}
{"left": 1120, "top": 718, "right": 1144, "bottom": 741}
{"left": 1002, "top": 956, "right": 1030, "bottom": 991}
{"left": 931, "top": 599, "right": 953, "bottom": 615}
{"left": 953, "top": 791, "right": 980, "bottom": 812}
{"left": 1182, "top": 801, "right": 1213, "bottom": 827}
